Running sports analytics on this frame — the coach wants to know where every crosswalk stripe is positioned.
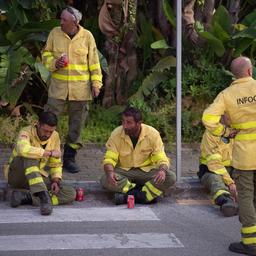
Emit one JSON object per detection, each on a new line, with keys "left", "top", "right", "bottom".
{"left": 0, "top": 233, "right": 184, "bottom": 251}
{"left": 0, "top": 206, "right": 159, "bottom": 223}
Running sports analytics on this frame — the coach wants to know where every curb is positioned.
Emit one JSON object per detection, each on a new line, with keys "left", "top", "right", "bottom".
{"left": 0, "top": 177, "right": 205, "bottom": 201}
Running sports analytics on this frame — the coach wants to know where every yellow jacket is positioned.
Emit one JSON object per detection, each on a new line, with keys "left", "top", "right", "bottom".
{"left": 103, "top": 124, "right": 170, "bottom": 171}
{"left": 202, "top": 77, "right": 256, "bottom": 170}
{"left": 42, "top": 25, "right": 102, "bottom": 101}
{"left": 200, "top": 130, "right": 234, "bottom": 185}
{"left": 5, "top": 125, "right": 62, "bottom": 180}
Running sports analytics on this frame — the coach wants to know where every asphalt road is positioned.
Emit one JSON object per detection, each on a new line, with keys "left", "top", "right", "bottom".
{"left": 0, "top": 192, "right": 241, "bottom": 256}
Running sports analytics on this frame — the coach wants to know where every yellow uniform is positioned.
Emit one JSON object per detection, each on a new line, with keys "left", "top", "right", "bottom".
{"left": 200, "top": 130, "right": 233, "bottom": 185}
{"left": 199, "top": 130, "right": 234, "bottom": 202}
{"left": 202, "top": 77, "right": 256, "bottom": 170}
{"left": 202, "top": 76, "right": 256, "bottom": 245}
{"left": 101, "top": 124, "right": 175, "bottom": 202}
{"left": 103, "top": 124, "right": 170, "bottom": 171}
{"left": 6, "top": 125, "right": 62, "bottom": 180}
{"left": 42, "top": 25, "right": 102, "bottom": 101}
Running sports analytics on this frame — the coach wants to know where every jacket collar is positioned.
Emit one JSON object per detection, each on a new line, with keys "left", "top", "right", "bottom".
{"left": 231, "top": 76, "right": 253, "bottom": 86}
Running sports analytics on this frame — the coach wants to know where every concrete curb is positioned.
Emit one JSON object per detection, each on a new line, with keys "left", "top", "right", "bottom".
{"left": 0, "top": 177, "right": 205, "bottom": 201}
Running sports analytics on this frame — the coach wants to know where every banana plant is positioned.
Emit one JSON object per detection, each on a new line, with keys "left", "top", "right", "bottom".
{"left": 0, "top": 0, "right": 63, "bottom": 109}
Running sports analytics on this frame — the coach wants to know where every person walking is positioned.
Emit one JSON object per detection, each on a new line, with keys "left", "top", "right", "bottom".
{"left": 202, "top": 56, "right": 256, "bottom": 255}
{"left": 42, "top": 6, "right": 102, "bottom": 173}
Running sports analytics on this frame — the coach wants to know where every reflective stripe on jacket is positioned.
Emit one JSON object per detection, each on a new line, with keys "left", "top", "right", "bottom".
{"left": 202, "top": 77, "right": 256, "bottom": 170}
{"left": 200, "top": 130, "right": 234, "bottom": 185}
{"left": 7, "top": 125, "right": 62, "bottom": 180}
{"left": 42, "top": 26, "right": 102, "bottom": 101}
{"left": 103, "top": 124, "right": 170, "bottom": 172}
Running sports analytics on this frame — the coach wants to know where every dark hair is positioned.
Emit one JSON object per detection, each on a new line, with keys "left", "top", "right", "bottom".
{"left": 122, "top": 106, "right": 142, "bottom": 122}
{"left": 38, "top": 111, "right": 58, "bottom": 127}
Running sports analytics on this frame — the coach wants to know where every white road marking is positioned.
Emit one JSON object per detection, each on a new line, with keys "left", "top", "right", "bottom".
{"left": 0, "top": 233, "right": 184, "bottom": 251}
{"left": 0, "top": 206, "right": 159, "bottom": 223}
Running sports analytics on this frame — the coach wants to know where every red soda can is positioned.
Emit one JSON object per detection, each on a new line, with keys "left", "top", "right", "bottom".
{"left": 127, "top": 195, "right": 135, "bottom": 208}
{"left": 76, "top": 187, "right": 84, "bottom": 201}
{"left": 61, "top": 53, "right": 69, "bottom": 67}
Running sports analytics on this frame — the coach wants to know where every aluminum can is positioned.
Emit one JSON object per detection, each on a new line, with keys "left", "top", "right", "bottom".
{"left": 61, "top": 53, "right": 69, "bottom": 67}
{"left": 76, "top": 187, "right": 84, "bottom": 201}
{"left": 127, "top": 195, "right": 135, "bottom": 208}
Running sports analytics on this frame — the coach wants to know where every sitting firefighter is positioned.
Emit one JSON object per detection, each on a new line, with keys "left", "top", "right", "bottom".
{"left": 100, "top": 106, "right": 176, "bottom": 204}
{"left": 5, "top": 111, "right": 76, "bottom": 215}
{"left": 198, "top": 115, "right": 238, "bottom": 217}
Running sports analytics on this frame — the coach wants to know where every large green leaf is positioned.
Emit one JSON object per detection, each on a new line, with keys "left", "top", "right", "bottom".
{"left": 232, "top": 27, "right": 256, "bottom": 39}
{"left": 0, "top": 46, "right": 34, "bottom": 105}
{"left": 10, "top": 0, "right": 28, "bottom": 26}
{"left": 131, "top": 72, "right": 168, "bottom": 99}
{"left": 211, "top": 5, "right": 231, "bottom": 34}
{"left": 162, "top": 0, "right": 176, "bottom": 28}
{"left": 34, "top": 62, "right": 50, "bottom": 83}
{"left": 241, "top": 11, "right": 256, "bottom": 27}
{"left": 151, "top": 56, "right": 176, "bottom": 72}
{"left": 211, "top": 21, "right": 230, "bottom": 42}
{"left": 17, "top": 0, "right": 33, "bottom": 9}
{"left": 233, "top": 38, "right": 254, "bottom": 56}
{"left": 198, "top": 31, "right": 225, "bottom": 57}
{"left": 6, "top": 20, "right": 59, "bottom": 44}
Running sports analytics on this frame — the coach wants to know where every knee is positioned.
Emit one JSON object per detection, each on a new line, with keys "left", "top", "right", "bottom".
{"left": 62, "top": 186, "right": 76, "bottom": 203}
{"left": 165, "top": 171, "right": 176, "bottom": 188}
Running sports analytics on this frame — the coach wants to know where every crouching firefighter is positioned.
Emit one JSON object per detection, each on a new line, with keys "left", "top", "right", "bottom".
{"left": 198, "top": 127, "right": 238, "bottom": 217}
{"left": 4, "top": 111, "right": 76, "bottom": 215}
{"left": 100, "top": 106, "right": 176, "bottom": 205}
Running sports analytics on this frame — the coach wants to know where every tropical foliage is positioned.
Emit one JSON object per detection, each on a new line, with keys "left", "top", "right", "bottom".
{"left": 1, "top": 0, "right": 256, "bottom": 144}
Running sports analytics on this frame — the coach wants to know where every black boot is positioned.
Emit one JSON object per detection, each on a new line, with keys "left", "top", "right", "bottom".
{"left": 215, "top": 194, "right": 238, "bottom": 217}
{"left": 10, "top": 190, "right": 32, "bottom": 208}
{"left": 63, "top": 144, "right": 80, "bottom": 173}
{"left": 35, "top": 191, "right": 53, "bottom": 215}
{"left": 229, "top": 242, "right": 256, "bottom": 255}
{"left": 114, "top": 188, "right": 148, "bottom": 205}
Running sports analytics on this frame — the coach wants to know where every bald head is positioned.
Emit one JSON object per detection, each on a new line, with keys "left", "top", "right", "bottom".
{"left": 230, "top": 56, "right": 252, "bottom": 79}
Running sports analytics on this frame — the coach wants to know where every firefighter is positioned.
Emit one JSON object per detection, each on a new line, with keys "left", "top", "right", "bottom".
{"left": 42, "top": 6, "right": 103, "bottom": 173}
{"left": 202, "top": 56, "right": 256, "bottom": 255}
{"left": 5, "top": 112, "right": 76, "bottom": 216}
{"left": 198, "top": 125, "right": 238, "bottom": 217}
{"left": 100, "top": 106, "right": 176, "bottom": 204}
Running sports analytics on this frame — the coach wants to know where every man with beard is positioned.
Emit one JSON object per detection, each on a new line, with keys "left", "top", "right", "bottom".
{"left": 6, "top": 112, "right": 76, "bottom": 216}
{"left": 101, "top": 106, "right": 176, "bottom": 204}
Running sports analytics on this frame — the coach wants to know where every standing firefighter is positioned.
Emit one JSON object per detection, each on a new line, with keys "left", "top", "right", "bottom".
{"left": 5, "top": 112, "right": 76, "bottom": 216}
{"left": 100, "top": 106, "right": 176, "bottom": 204}
{"left": 202, "top": 56, "right": 256, "bottom": 255}
{"left": 42, "top": 6, "right": 102, "bottom": 173}
{"left": 198, "top": 127, "right": 238, "bottom": 217}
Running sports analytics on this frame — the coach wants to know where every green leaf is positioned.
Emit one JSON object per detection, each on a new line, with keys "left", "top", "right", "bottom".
{"left": 151, "top": 56, "right": 176, "bottom": 72}
{"left": 211, "top": 21, "right": 230, "bottom": 42}
{"left": 141, "top": 72, "right": 168, "bottom": 97}
{"left": 212, "top": 5, "right": 231, "bottom": 34}
{"left": 233, "top": 38, "right": 253, "bottom": 57}
{"left": 17, "top": 0, "right": 33, "bottom": 9}
{"left": 232, "top": 27, "right": 256, "bottom": 39}
{"left": 151, "top": 39, "right": 170, "bottom": 49}
{"left": 162, "top": 0, "right": 176, "bottom": 28}
{"left": 34, "top": 62, "right": 50, "bottom": 83}
{"left": 98, "top": 50, "right": 109, "bottom": 75}
{"left": 198, "top": 31, "right": 225, "bottom": 57}
{"left": 241, "top": 11, "right": 256, "bottom": 27}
